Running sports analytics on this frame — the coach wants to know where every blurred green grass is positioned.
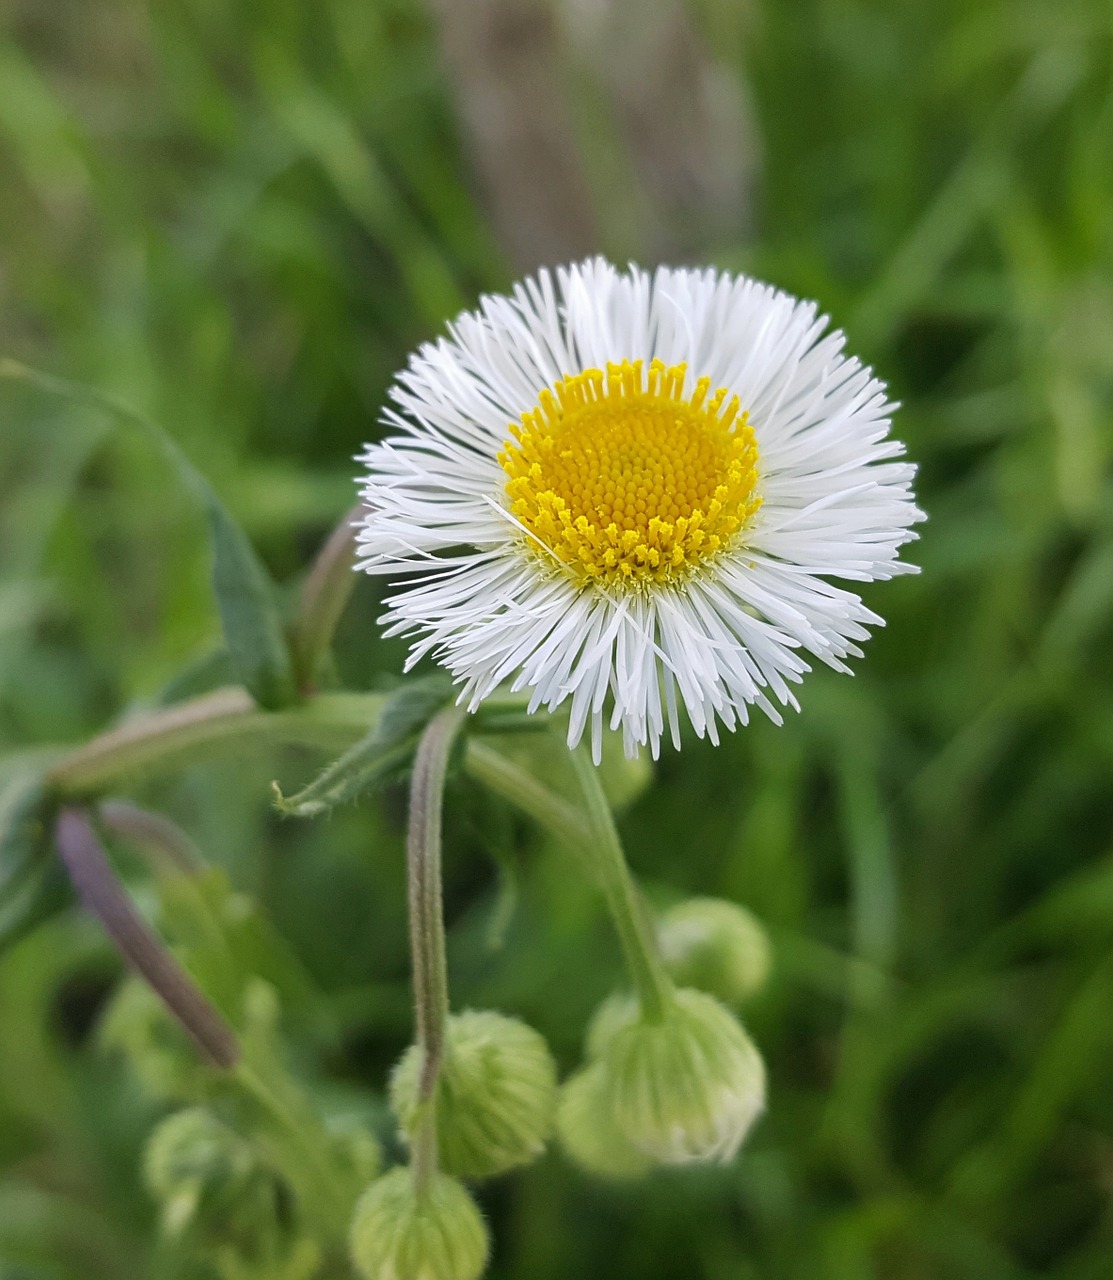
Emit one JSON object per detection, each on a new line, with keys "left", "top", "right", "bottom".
{"left": 2, "top": 0, "right": 1113, "bottom": 1277}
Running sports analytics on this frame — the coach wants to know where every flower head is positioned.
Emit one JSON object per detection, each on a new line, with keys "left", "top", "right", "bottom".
{"left": 356, "top": 259, "right": 923, "bottom": 758}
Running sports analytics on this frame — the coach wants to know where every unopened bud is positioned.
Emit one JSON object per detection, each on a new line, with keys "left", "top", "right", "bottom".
{"left": 144, "top": 1108, "right": 266, "bottom": 1237}
{"left": 658, "top": 898, "right": 771, "bottom": 1006}
{"left": 390, "top": 1010, "right": 557, "bottom": 1179}
{"left": 584, "top": 991, "right": 639, "bottom": 1059}
{"left": 349, "top": 1168, "right": 489, "bottom": 1280}
{"left": 556, "top": 1063, "right": 651, "bottom": 1180}
{"left": 599, "top": 988, "right": 766, "bottom": 1165}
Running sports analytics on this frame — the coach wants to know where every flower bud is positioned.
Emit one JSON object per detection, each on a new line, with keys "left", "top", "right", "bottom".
{"left": 390, "top": 1010, "right": 557, "bottom": 1179}
{"left": 657, "top": 898, "right": 772, "bottom": 1006}
{"left": 144, "top": 1108, "right": 267, "bottom": 1238}
{"left": 349, "top": 1168, "right": 488, "bottom": 1280}
{"left": 556, "top": 1063, "right": 651, "bottom": 1180}
{"left": 584, "top": 991, "right": 639, "bottom": 1060}
{"left": 600, "top": 988, "right": 766, "bottom": 1165}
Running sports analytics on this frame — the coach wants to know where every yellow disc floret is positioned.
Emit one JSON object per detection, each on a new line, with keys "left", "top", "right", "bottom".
{"left": 498, "top": 359, "right": 761, "bottom": 590}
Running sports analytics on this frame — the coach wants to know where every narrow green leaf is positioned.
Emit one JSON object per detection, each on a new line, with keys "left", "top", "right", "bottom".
{"left": 273, "top": 676, "right": 454, "bottom": 817}
{"left": 0, "top": 360, "right": 296, "bottom": 710}
{"left": 202, "top": 491, "right": 296, "bottom": 709}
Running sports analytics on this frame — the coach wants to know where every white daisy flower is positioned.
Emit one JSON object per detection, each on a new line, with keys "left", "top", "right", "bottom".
{"left": 355, "top": 258, "right": 924, "bottom": 761}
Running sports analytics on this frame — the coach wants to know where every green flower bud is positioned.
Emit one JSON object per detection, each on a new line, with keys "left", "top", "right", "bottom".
{"left": 144, "top": 1108, "right": 269, "bottom": 1238}
{"left": 349, "top": 1168, "right": 489, "bottom": 1280}
{"left": 556, "top": 1063, "right": 651, "bottom": 1180}
{"left": 658, "top": 898, "right": 772, "bottom": 1006}
{"left": 600, "top": 989, "right": 766, "bottom": 1165}
{"left": 584, "top": 991, "right": 639, "bottom": 1060}
{"left": 390, "top": 1010, "right": 557, "bottom": 1179}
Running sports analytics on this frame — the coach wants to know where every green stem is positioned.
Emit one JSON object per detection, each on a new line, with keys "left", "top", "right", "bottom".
{"left": 97, "top": 800, "right": 204, "bottom": 876}
{"left": 463, "top": 740, "right": 590, "bottom": 852}
{"left": 568, "top": 746, "right": 674, "bottom": 1023}
{"left": 406, "top": 706, "right": 466, "bottom": 1194}
{"left": 45, "top": 689, "right": 385, "bottom": 796}
{"left": 234, "top": 1061, "right": 352, "bottom": 1242}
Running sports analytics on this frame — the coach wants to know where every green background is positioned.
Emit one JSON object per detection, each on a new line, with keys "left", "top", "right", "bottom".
{"left": 2, "top": 0, "right": 1113, "bottom": 1276}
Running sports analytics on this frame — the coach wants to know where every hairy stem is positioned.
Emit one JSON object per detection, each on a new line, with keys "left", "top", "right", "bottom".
{"left": 406, "top": 706, "right": 466, "bottom": 1194}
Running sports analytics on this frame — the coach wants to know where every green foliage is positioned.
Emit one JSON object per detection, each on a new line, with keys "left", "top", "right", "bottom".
{"left": 0, "top": 753, "right": 70, "bottom": 954}
{"left": 1, "top": 0, "right": 1113, "bottom": 1278}
{"left": 272, "top": 677, "right": 454, "bottom": 817}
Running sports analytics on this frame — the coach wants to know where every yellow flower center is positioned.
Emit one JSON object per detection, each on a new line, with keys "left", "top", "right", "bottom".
{"left": 498, "top": 359, "right": 761, "bottom": 590}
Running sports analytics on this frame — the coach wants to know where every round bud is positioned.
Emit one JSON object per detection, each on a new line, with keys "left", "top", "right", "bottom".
{"left": 600, "top": 988, "right": 766, "bottom": 1165}
{"left": 143, "top": 1108, "right": 262, "bottom": 1237}
{"left": 390, "top": 1010, "right": 557, "bottom": 1179}
{"left": 349, "top": 1168, "right": 488, "bottom": 1280}
{"left": 556, "top": 1063, "right": 651, "bottom": 1180}
{"left": 584, "top": 992, "right": 639, "bottom": 1060}
{"left": 658, "top": 898, "right": 772, "bottom": 1006}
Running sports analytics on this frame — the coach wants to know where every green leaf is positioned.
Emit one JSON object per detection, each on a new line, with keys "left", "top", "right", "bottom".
{"left": 0, "top": 361, "right": 296, "bottom": 710}
{"left": 0, "top": 755, "right": 71, "bottom": 955}
{"left": 202, "top": 490, "right": 296, "bottom": 710}
{"left": 273, "top": 676, "right": 454, "bottom": 817}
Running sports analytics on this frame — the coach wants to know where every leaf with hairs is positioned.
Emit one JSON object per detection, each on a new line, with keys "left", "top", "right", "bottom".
{"left": 273, "top": 676, "right": 454, "bottom": 817}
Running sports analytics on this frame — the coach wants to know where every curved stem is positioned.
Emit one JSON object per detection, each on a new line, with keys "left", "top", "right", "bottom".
{"left": 97, "top": 800, "right": 204, "bottom": 876}
{"left": 406, "top": 706, "right": 466, "bottom": 1193}
{"left": 568, "top": 746, "right": 674, "bottom": 1023}
{"left": 463, "top": 739, "right": 590, "bottom": 852}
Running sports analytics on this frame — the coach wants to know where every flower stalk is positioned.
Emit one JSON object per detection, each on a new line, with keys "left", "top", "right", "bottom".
{"left": 568, "top": 747, "right": 674, "bottom": 1023}
{"left": 406, "top": 706, "right": 466, "bottom": 1193}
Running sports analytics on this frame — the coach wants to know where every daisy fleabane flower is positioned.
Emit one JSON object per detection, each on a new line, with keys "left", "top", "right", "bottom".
{"left": 355, "top": 259, "right": 924, "bottom": 760}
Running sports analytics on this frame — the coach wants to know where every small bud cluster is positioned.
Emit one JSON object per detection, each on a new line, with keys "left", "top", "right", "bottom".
{"left": 345, "top": 1008, "right": 557, "bottom": 1280}
{"left": 559, "top": 897, "right": 771, "bottom": 1178}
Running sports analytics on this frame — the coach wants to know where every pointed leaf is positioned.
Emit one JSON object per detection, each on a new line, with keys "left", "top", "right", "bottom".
{"left": 273, "top": 676, "right": 454, "bottom": 817}
{"left": 0, "top": 361, "right": 296, "bottom": 709}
